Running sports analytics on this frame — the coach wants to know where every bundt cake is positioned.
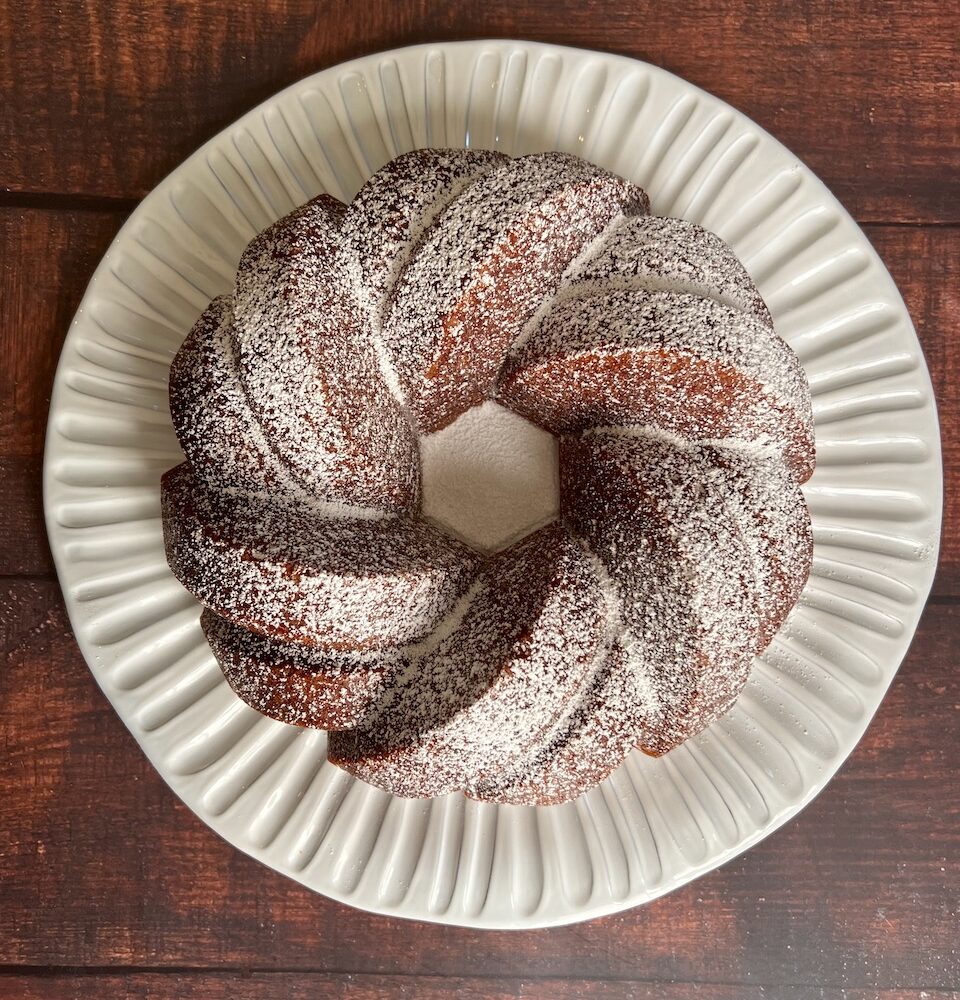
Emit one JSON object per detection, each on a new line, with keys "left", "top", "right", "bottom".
{"left": 161, "top": 148, "right": 814, "bottom": 806}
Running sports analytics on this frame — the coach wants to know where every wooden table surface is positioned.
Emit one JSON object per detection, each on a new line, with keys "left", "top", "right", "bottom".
{"left": 1, "top": 2, "right": 957, "bottom": 998}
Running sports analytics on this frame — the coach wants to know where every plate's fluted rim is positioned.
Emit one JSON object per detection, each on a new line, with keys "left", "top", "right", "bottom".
{"left": 43, "top": 39, "right": 943, "bottom": 929}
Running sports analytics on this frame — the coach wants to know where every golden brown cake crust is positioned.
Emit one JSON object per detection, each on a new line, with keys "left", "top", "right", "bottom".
{"left": 201, "top": 609, "right": 407, "bottom": 730}
{"left": 161, "top": 462, "right": 480, "bottom": 650}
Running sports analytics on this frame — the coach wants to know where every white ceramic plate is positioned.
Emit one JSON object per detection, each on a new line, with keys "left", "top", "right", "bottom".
{"left": 44, "top": 40, "right": 942, "bottom": 928}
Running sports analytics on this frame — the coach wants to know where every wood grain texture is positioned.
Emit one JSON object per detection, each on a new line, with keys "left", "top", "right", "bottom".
{"left": 0, "top": 1, "right": 957, "bottom": 223}
{"left": 2, "top": 974, "right": 959, "bottom": 1000}
{"left": 1, "top": 1, "right": 956, "bottom": 995}
{"left": 0, "top": 207, "right": 125, "bottom": 457}
{"left": 0, "top": 459, "right": 50, "bottom": 577}
{"left": 867, "top": 226, "right": 959, "bottom": 595}
{"left": 1, "top": 582, "right": 957, "bottom": 989}
{"left": 0, "top": 207, "right": 124, "bottom": 579}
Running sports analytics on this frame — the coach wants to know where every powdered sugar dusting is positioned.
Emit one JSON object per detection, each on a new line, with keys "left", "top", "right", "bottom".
{"left": 569, "top": 214, "right": 773, "bottom": 323}
{"left": 468, "top": 541, "right": 660, "bottom": 805}
{"left": 381, "top": 152, "right": 649, "bottom": 430}
{"left": 328, "top": 523, "right": 611, "bottom": 798}
{"left": 344, "top": 148, "right": 508, "bottom": 325}
{"left": 560, "top": 426, "right": 810, "bottom": 754}
{"left": 497, "top": 287, "right": 814, "bottom": 481}
{"left": 232, "top": 195, "right": 420, "bottom": 510}
{"left": 202, "top": 608, "right": 408, "bottom": 730}
{"left": 162, "top": 463, "right": 479, "bottom": 650}
{"left": 343, "top": 149, "right": 508, "bottom": 413}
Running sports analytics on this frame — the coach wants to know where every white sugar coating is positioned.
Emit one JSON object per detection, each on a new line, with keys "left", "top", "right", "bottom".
{"left": 560, "top": 426, "right": 812, "bottom": 752}
{"left": 162, "top": 147, "right": 815, "bottom": 805}
{"left": 578, "top": 425, "right": 812, "bottom": 647}
{"left": 469, "top": 546, "right": 657, "bottom": 804}
{"left": 170, "top": 295, "right": 389, "bottom": 510}
{"left": 419, "top": 400, "right": 560, "bottom": 552}
{"left": 508, "top": 289, "right": 809, "bottom": 423}
{"left": 161, "top": 463, "right": 480, "bottom": 651}
{"left": 232, "top": 195, "right": 420, "bottom": 510}
{"left": 343, "top": 147, "right": 508, "bottom": 325}
{"left": 381, "top": 152, "right": 649, "bottom": 430}
{"left": 566, "top": 214, "right": 773, "bottom": 323}
{"left": 328, "top": 523, "right": 611, "bottom": 798}
{"left": 202, "top": 609, "right": 407, "bottom": 730}
{"left": 471, "top": 636, "right": 654, "bottom": 805}
{"left": 498, "top": 287, "right": 815, "bottom": 481}
{"left": 504, "top": 213, "right": 772, "bottom": 362}
{"left": 474, "top": 425, "right": 812, "bottom": 801}
{"left": 505, "top": 211, "right": 627, "bottom": 358}
{"left": 343, "top": 149, "right": 509, "bottom": 411}
{"left": 169, "top": 295, "right": 291, "bottom": 496}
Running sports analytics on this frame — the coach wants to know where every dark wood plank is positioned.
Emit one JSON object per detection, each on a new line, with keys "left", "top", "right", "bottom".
{"left": 2, "top": 2, "right": 955, "bottom": 994}
{"left": 0, "top": 1, "right": 956, "bottom": 223}
{"left": 2, "top": 206, "right": 954, "bottom": 591}
{"left": 0, "top": 206, "right": 126, "bottom": 457}
{"left": 0, "top": 206, "right": 124, "bottom": 577}
{"left": 866, "top": 227, "right": 958, "bottom": 596}
{"left": 2, "top": 973, "right": 958, "bottom": 1000}
{"left": 0, "top": 458, "right": 50, "bottom": 577}
{"left": 1, "top": 580, "right": 957, "bottom": 988}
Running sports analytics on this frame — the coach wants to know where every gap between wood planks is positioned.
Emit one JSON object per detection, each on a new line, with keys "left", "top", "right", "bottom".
{"left": 0, "top": 188, "right": 958, "bottom": 227}
{"left": 0, "top": 965, "right": 957, "bottom": 994}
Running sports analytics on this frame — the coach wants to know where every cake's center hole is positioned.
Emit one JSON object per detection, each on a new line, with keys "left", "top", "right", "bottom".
{"left": 420, "top": 401, "right": 560, "bottom": 553}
